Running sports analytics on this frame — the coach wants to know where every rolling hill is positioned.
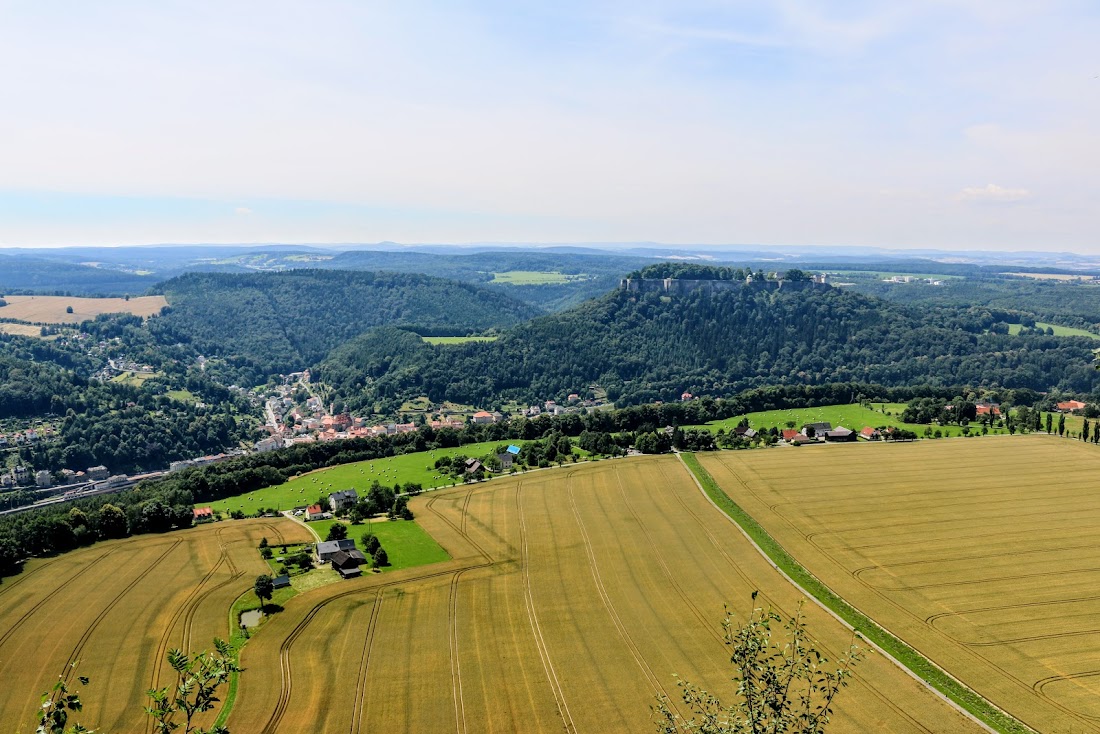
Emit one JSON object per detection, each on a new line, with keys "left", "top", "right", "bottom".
{"left": 149, "top": 270, "right": 540, "bottom": 383}
{"left": 319, "top": 271, "right": 1100, "bottom": 412}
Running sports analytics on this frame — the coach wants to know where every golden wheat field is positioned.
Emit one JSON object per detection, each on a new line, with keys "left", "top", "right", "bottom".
{"left": 0, "top": 294, "right": 167, "bottom": 324}
{"left": 226, "top": 456, "right": 982, "bottom": 734}
{"left": 699, "top": 435, "right": 1100, "bottom": 734}
{"left": 0, "top": 518, "right": 311, "bottom": 732}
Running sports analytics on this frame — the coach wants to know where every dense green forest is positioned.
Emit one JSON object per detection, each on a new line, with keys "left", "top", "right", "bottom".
{"left": 149, "top": 270, "right": 540, "bottom": 384}
{"left": 320, "top": 278, "right": 1100, "bottom": 411}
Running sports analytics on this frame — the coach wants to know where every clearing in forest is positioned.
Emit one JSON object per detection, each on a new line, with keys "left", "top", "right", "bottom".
{"left": 699, "top": 435, "right": 1100, "bottom": 733}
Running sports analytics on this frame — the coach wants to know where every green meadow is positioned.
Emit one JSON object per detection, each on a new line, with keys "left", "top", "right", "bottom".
{"left": 204, "top": 440, "right": 521, "bottom": 514}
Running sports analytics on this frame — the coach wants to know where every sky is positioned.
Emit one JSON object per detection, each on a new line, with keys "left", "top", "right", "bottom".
{"left": 0, "top": 1, "right": 1097, "bottom": 251}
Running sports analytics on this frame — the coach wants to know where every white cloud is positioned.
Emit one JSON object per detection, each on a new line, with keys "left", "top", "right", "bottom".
{"left": 234, "top": 207, "right": 253, "bottom": 216}
{"left": 956, "top": 184, "right": 1032, "bottom": 203}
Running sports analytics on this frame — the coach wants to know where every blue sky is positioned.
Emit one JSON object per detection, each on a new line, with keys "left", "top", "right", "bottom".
{"left": 0, "top": 1, "right": 1097, "bottom": 250}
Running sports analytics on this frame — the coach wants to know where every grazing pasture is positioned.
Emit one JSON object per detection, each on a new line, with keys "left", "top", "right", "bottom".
{"left": 699, "top": 435, "right": 1100, "bottom": 733}
{"left": 204, "top": 440, "right": 519, "bottom": 514}
{"left": 0, "top": 518, "right": 312, "bottom": 732}
{"left": 228, "top": 457, "right": 983, "bottom": 733}
{"left": 0, "top": 294, "right": 167, "bottom": 323}
{"left": 689, "top": 401, "right": 982, "bottom": 437}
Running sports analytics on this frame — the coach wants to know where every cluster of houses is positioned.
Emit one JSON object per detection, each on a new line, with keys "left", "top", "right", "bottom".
{"left": 882, "top": 275, "right": 945, "bottom": 286}
{"left": 1, "top": 463, "right": 111, "bottom": 489}
{"left": 316, "top": 538, "right": 368, "bottom": 579}
{"left": 0, "top": 426, "right": 55, "bottom": 448}
{"left": 778, "top": 422, "right": 886, "bottom": 445}
{"left": 522, "top": 395, "right": 607, "bottom": 418}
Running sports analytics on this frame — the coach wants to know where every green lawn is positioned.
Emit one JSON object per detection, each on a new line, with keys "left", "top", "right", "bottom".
{"left": 490, "top": 270, "right": 583, "bottom": 284}
{"left": 421, "top": 335, "right": 500, "bottom": 344}
{"left": 310, "top": 518, "right": 450, "bottom": 572}
{"left": 689, "top": 402, "right": 996, "bottom": 438}
{"left": 1007, "top": 322, "right": 1100, "bottom": 339}
{"left": 111, "top": 371, "right": 158, "bottom": 387}
{"left": 204, "top": 440, "right": 521, "bottom": 513}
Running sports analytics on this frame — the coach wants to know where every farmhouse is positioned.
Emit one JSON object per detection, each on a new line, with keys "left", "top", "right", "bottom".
{"left": 329, "top": 549, "right": 367, "bottom": 579}
{"left": 328, "top": 489, "right": 358, "bottom": 511}
{"left": 860, "top": 426, "right": 882, "bottom": 441}
{"left": 465, "top": 458, "right": 483, "bottom": 474}
{"left": 317, "top": 538, "right": 357, "bottom": 562}
{"left": 496, "top": 452, "right": 513, "bottom": 470}
{"left": 193, "top": 507, "right": 214, "bottom": 523}
{"left": 1057, "top": 400, "right": 1088, "bottom": 412}
{"left": 801, "top": 422, "right": 832, "bottom": 437}
{"left": 305, "top": 504, "right": 326, "bottom": 521}
{"left": 975, "top": 402, "right": 1001, "bottom": 416}
{"left": 472, "top": 411, "right": 496, "bottom": 424}
{"left": 781, "top": 429, "right": 801, "bottom": 442}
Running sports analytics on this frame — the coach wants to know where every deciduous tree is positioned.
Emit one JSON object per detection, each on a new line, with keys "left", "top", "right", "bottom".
{"left": 655, "top": 593, "right": 863, "bottom": 734}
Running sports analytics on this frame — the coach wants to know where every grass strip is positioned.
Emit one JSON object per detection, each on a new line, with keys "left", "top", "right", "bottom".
{"left": 680, "top": 452, "right": 1033, "bottom": 734}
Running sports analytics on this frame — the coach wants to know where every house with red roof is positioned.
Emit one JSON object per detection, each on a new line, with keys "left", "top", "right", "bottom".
{"left": 305, "top": 504, "right": 325, "bottom": 521}
{"left": 859, "top": 426, "right": 881, "bottom": 441}
{"left": 1057, "top": 400, "right": 1088, "bottom": 412}
{"left": 193, "top": 507, "right": 214, "bottom": 523}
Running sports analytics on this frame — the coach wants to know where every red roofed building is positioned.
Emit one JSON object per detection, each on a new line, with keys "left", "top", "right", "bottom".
{"left": 472, "top": 411, "right": 495, "bottom": 424}
{"left": 681, "top": 392, "right": 693, "bottom": 401}
{"left": 781, "top": 429, "right": 801, "bottom": 442}
{"left": 193, "top": 507, "right": 214, "bottom": 523}
{"left": 975, "top": 403, "right": 1001, "bottom": 416}
{"left": 1057, "top": 400, "right": 1088, "bottom": 412}
{"left": 305, "top": 504, "right": 325, "bottom": 521}
{"left": 860, "top": 426, "right": 881, "bottom": 441}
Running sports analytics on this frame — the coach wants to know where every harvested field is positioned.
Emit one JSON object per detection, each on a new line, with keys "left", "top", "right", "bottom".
{"left": 0, "top": 518, "right": 311, "bottom": 732}
{"left": 229, "top": 457, "right": 983, "bottom": 733}
{"left": 0, "top": 322, "right": 44, "bottom": 337}
{"left": 0, "top": 294, "right": 167, "bottom": 323}
{"left": 698, "top": 435, "right": 1100, "bottom": 733}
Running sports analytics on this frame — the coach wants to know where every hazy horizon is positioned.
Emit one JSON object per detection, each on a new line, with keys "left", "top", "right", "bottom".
{"left": 2, "top": 2, "right": 1097, "bottom": 251}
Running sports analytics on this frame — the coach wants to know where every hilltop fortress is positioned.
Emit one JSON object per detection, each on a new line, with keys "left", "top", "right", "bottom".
{"left": 620, "top": 275, "right": 830, "bottom": 296}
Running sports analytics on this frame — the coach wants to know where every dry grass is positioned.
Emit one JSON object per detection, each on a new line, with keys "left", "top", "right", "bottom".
{"left": 699, "top": 435, "right": 1100, "bottom": 733}
{"left": 0, "top": 294, "right": 167, "bottom": 323}
{"left": 0, "top": 322, "right": 45, "bottom": 337}
{"left": 0, "top": 519, "right": 312, "bottom": 731}
{"left": 228, "top": 458, "right": 984, "bottom": 733}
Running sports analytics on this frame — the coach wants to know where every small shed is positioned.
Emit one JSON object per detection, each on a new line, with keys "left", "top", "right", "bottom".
{"left": 272, "top": 575, "right": 291, "bottom": 589}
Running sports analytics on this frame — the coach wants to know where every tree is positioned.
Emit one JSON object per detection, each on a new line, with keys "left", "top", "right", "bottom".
{"left": 372, "top": 546, "right": 389, "bottom": 567}
{"left": 145, "top": 638, "right": 239, "bottom": 734}
{"left": 325, "top": 523, "right": 348, "bottom": 541}
{"left": 1059, "top": 413, "right": 1066, "bottom": 436}
{"left": 655, "top": 593, "right": 863, "bottom": 734}
{"left": 65, "top": 305, "right": 74, "bottom": 314}
{"left": 258, "top": 537, "right": 268, "bottom": 548}
{"left": 37, "top": 667, "right": 95, "bottom": 734}
{"left": 254, "top": 575, "right": 273, "bottom": 612}
{"left": 1046, "top": 413, "right": 1053, "bottom": 434}
{"left": 96, "top": 503, "right": 128, "bottom": 539}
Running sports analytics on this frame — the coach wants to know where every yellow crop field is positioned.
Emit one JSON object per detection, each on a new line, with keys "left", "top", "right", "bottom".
{"left": 227, "top": 457, "right": 982, "bottom": 733}
{"left": 0, "top": 294, "right": 167, "bottom": 323}
{"left": 0, "top": 518, "right": 311, "bottom": 732}
{"left": 699, "top": 435, "right": 1100, "bottom": 733}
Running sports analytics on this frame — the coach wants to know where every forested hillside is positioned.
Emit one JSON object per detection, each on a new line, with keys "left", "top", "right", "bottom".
{"left": 0, "top": 254, "right": 156, "bottom": 295}
{"left": 324, "top": 249, "right": 651, "bottom": 310}
{"left": 150, "top": 270, "right": 539, "bottom": 384}
{"left": 319, "top": 279, "right": 1100, "bottom": 411}
{"left": 0, "top": 349, "right": 253, "bottom": 473}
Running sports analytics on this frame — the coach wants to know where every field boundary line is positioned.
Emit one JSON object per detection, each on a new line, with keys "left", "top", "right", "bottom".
{"left": 677, "top": 452, "right": 1032, "bottom": 734}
